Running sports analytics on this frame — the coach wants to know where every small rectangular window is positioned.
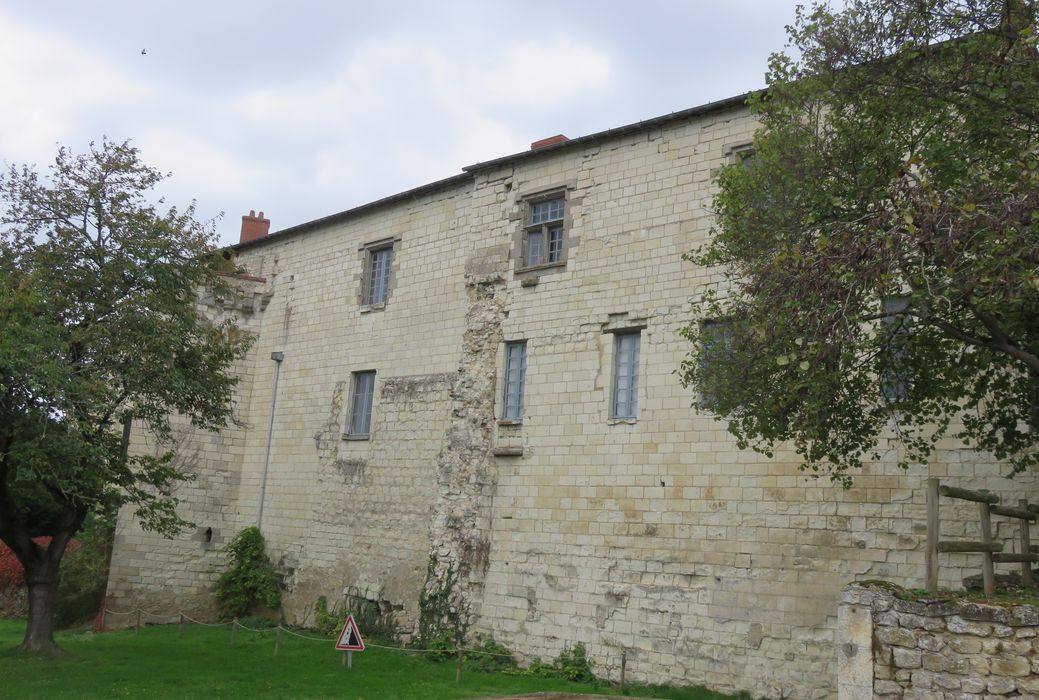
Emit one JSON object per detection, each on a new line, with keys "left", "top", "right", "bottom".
{"left": 502, "top": 341, "right": 527, "bottom": 421}
{"left": 347, "top": 370, "right": 376, "bottom": 438}
{"left": 699, "top": 319, "right": 734, "bottom": 412}
{"left": 523, "top": 194, "right": 566, "bottom": 268}
{"left": 881, "top": 297, "right": 911, "bottom": 402}
{"left": 366, "top": 247, "right": 392, "bottom": 305}
{"left": 611, "top": 332, "right": 640, "bottom": 419}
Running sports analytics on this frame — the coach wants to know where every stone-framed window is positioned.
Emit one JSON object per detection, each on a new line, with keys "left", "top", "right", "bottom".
{"left": 501, "top": 341, "right": 527, "bottom": 422}
{"left": 697, "top": 318, "right": 735, "bottom": 413}
{"left": 611, "top": 331, "right": 641, "bottom": 419}
{"left": 358, "top": 236, "right": 401, "bottom": 309}
{"left": 880, "top": 296, "right": 911, "bottom": 403}
{"left": 345, "top": 370, "right": 376, "bottom": 439}
{"left": 518, "top": 191, "right": 568, "bottom": 271}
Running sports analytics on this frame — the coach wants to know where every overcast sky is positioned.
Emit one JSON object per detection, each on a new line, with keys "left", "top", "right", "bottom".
{"left": 1, "top": 1, "right": 807, "bottom": 246}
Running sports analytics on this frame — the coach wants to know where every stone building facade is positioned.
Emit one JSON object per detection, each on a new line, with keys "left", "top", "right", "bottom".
{"left": 105, "top": 94, "right": 1038, "bottom": 699}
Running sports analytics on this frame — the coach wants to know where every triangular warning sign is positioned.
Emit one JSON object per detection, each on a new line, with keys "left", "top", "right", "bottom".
{"left": 335, "top": 614, "right": 365, "bottom": 651}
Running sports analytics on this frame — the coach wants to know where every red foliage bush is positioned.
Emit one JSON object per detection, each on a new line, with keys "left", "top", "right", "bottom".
{"left": 0, "top": 537, "right": 81, "bottom": 617}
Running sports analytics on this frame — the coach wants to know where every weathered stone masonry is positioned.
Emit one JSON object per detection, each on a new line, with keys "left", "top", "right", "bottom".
{"left": 106, "top": 95, "right": 1038, "bottom": 699}
{"left": 839, "top": 584, "right": 1039, "bottom": 699}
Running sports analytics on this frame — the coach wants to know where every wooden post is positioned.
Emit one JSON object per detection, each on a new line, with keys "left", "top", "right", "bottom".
{"left": 979, "top": 501, "right": 996, "bottom": 598}
{"left": 1021, "top": 499, "right": 1035, "bottom": 587}
{"left": 135, "top": 609, "right": 141, "bottom": 634}
{"left": 178, "top": 613, "right": 184, "bottom": 639}
{"left": 98, "top": 600, "right": 107, "bottom": 632}
{"left": 230, "top": 619, "right": 238, "bottom": 646}
{"left": 455, "top": 648, "right": 463, "bottom": 685}
{"left": 620, "top": 650, "right": 627, "bottom": 691}
{"left": 274, "top": 625, "right": 282, "bottom": 657}
{"left": 926, "top": 478, "right": 940, "bottom": 592}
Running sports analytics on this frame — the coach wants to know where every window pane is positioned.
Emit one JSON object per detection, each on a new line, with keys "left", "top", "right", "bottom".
{"left": 530, "top": 197, "right": 564, "bottom": 225}
{"left": 548, "top": 226, "right": 563, "bottom": 262}
{"left": 612, "top": 332, "right": 640, "bottom": 419}
{"left": 526, "top": 231, "right": 543, "bottom": 267}
{"left": 699, "top": 319, "right": 734, "bottom": 412}
{"left": 368, "top": 247, "right": 392, "bottom": 304}
{"left": 349, "top": 371, "right": 376, "bottom": 436}
{"left": 503, "top": 341, "right": 527, "bottom": 420}
{"left": 881, "top": 297, "right": 911, "bottom": 402}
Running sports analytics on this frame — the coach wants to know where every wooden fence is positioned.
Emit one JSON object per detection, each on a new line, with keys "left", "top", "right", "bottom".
{"left": 925, "top": 477, "right": 1037, "bottom": 596}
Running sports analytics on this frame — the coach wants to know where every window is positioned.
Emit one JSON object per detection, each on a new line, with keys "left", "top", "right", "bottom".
{"left": 502, "top": 341, "right": 527, "bottom": 421}
{"left": 346, "top": 370, "right": 376, "bottom": 438}
{"left": 698, "top": 319, "right": 734, "bottom": 412}
{"left": 611, "top": 332, "right": 640, "bottom": 419}
{"left": 365, "top": 246, "right": 393, "bottom": 305}
{"left": 523, "top": 195, "right": 565, "bottom": 268}
{"left": 880, "top": 297, "right": 911, "bottom": 402}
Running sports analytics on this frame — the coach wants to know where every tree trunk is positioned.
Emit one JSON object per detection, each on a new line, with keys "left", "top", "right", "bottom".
{"left": 17, "top": 559, "right": 62, "bottom": 653}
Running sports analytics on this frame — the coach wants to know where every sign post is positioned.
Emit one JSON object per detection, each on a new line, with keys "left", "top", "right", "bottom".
{"left": 335, "top": 614, "right": 365, "bottom": 670}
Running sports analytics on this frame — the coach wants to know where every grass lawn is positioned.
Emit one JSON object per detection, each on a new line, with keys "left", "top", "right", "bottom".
{"left": 0, "top": 618, "right": 744, "bottom": 699}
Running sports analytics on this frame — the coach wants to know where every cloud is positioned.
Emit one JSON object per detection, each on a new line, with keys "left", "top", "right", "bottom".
{"left": 232, "top": 33, "right": 612, "bottom": 210}
{"left": 0, "top": 10, "right": 149, "bottom": 164}
{"left": 479, "top": 42, "right": 611, "bottom": 106}
{"left": 135, "top": 128, "right": 270, "bottom": 197}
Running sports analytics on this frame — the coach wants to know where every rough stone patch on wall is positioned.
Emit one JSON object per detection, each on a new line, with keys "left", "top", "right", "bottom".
{"left": 838, "top": 583, "right": 1039, "bottom": 699}
{"left": 424, "top": 264, "right": 507, "bottom": 635}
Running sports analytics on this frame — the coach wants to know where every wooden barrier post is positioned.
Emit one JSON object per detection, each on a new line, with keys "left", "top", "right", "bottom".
{"left": 926, "top": 478, "right": 940, "bottom": 592}
{"left": 979, "top": 501, "right": 996, "bottom": 598}
{"left": 274, "top": 625, "right": 282, "bottom": 657}
{"left": 135, "top": 609, "right": 141, "bottom": 634}
{"left": 620, "top": 650, "right": 627, "bottom": 692}
{"left": 178, "top": 613, "right": 184, "bottom": 639}
{"left": 230, "top": 619, "right": 238, "bottom": 646}
{"left": 455, "top": 648, "right": 463, "bottom": 685}
{"left": 1021, "top": 499, "right": 1035, "bottom": 587}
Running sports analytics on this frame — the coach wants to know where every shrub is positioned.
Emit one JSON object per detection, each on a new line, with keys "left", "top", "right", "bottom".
{"left": 524, "top": 643, "right": 595, "bottom": 683}
{"left": 54, "top": 523, "right": 111, "bottom": 628}
{"left": 424, "top": 629, "right": 458, "bottom": 662}
{"left": 465, "top": 634, "right": 517, "bottom": 673}
{"left": 314, "top": 595, "right": 348, "bottom": 638}
{"left": 213, "top": 527, "right": 281, "bottom": 620}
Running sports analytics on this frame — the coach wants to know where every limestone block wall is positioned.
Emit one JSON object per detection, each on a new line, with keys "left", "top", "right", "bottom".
{"left": 106, "top": 276, "right": 271, "bottom": 618}
{"left": 104, "top": 98, "right": 1039, "bottom": 699}
{"left": 838, "top": 584, "right": 1039, "bottom": 699}
{"left": 467, "top": 107, "right": 1039, "bottom": 699}
{"left": 107, "top": 180, "right": 476, "bottom": 629}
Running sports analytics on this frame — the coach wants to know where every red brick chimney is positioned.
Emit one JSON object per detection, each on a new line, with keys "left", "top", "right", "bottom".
{"left": 240, "top": 210, "right": 270, "bottom": 244}
{"left": 531, "top": 134, "right": 569, "bottom": 151}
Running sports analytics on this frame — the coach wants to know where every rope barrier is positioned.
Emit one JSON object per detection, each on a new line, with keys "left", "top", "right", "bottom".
{"left": 101, "top": 607, "right": 517, "bottom": 658}
{"left": 180, "top": 613, "right": 227, "bottom": 627}
{"left": 277, "top": 626, "right": 330, "bottom": 643}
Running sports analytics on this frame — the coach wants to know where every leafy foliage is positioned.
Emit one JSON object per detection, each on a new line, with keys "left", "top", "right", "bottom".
{"left": 213, "top": 527, "right": 281, "bottom": 620}
{"left": 0, "top": 138, "right": 251, "bottom": 649}
{"left": 52, "top": 512, "right": 114, "bottom": 627}
{"left": 313, "top": 595, "right": 347, "bottom": 638}
{"left": 464, "top": 634, "right": 518, "bottom": 673}
{"left": 418, "top": 556, "right": 466, "bottom": 651}
{"left": 525, "top": 643, "right": 596, "bottom": 683}
{"left": 682, "top": 0, "right": 1039, "bottom": 484}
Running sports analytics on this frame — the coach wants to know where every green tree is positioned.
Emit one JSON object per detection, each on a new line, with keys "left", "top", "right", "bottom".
{"left": 0, "top": 139, "right": 251, "bottom": 652}
{"left": 681, "top": 1, "right": 1039, "bottom": 486}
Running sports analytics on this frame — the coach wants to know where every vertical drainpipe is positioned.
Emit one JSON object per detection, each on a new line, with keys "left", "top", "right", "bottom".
{"left": 257, "top": 351, "right": 284, "bottom": 531}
